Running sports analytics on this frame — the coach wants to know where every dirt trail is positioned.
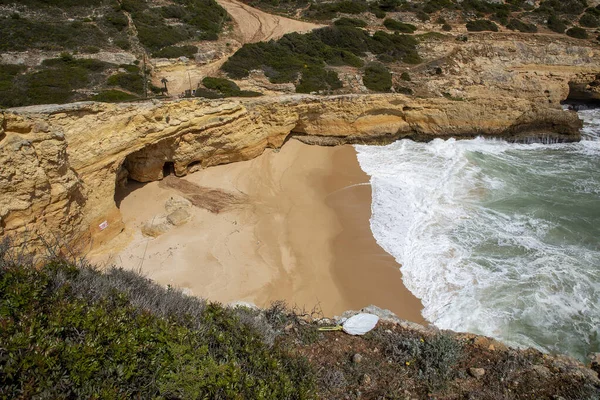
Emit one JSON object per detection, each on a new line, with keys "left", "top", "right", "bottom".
{"left": 217, "top": 0, "right": 322, "bottom": 43}
{"left": 152, "top": 0, "right": 322, "bottom": 96}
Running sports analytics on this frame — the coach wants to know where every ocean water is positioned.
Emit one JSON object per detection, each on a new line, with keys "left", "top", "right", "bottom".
{"left": 355, "top": 109, "right": 600, "bottom": 361}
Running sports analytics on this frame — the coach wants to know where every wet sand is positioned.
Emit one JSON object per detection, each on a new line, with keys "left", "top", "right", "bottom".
{"left": 93, "top": 140, "right": 424, "bottom": 322}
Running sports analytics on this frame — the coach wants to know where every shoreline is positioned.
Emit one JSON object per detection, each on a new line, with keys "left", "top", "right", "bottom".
{"left": 93, "top": 140, "right": 424, "bottom": 322}
{"left": 326, "top": 147, "right": 425, "bottom": 324}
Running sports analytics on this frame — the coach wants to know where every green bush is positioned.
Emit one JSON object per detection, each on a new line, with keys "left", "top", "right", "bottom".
{"left": 363, "top": 62, "right": 392, "bottom": 92}
{"left": 419, "top": 334, "right": 464, "bottom": 390}
{"left": 401, "top": 71, "right": 411, "bottom": 81}
{"left": 579, "top": 13, "right": 599, "bottom": 28}
{"left": 334, "top": 17, "right": 367, "bottom": 28}
{"left": 195, "top": 87, "right": 224, "bottom": 99}
{"left": 104, "top": 10, "right": 129, "bottom": 31}
{"left": 107, "top": 72, "right": 145, "bottom": 94}
{"left": 0, "top": 254, "right": 316, "bottom": 399}
{"left": 0, "top": 56, "right": 114, "bottom": 107}
{"left": 547, "top": 14, "right": 567, "bottom": 33}
{"left": 222, "top": 27, "right": 420, "bottom": 85}
{"left": 416, "top": 10, "right": 430, "bottom": 22}
{"left": 203, "top": 76, "right": 240, "bottom": 94}
{"left": 466, "top": 19, "right": 499, "bottom": 32}
{"left": 566, "top": 26, "right": 589, "bottom": 38}
{"left": 304, "top": 0, "right": 367, "bottom": 20}
{"left": 536, "top": 0, "right": 587, "bottom": 15}
{"left": 152, "top": 45, "right": 198, "bottom": 59}
{"left": 295, "top": 66, "right": 342, "bottom": 93}
{"left": 0, "top": 18, "right": 107, "bottom": 52}
{"left": 442, "top": 23, "right": 452, "bottom": 31}
{"left": 93, "top": 89, "right": 138, "bottom": 102}
{"left": 201, "top": 76, "right": 262, "bottom": 97}
{"left": 384, "top": 18, "right": 417, "bottom": 33}
{"left": 506, "top": 19, "right": 537, "bottom": 33}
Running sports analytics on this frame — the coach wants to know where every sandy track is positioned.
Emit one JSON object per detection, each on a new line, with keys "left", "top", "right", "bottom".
{"left": 153, "top": 0, "right": 322, "bottom": 96}
{"left": 217, "top": 0, "right": 322, "bottom": 43}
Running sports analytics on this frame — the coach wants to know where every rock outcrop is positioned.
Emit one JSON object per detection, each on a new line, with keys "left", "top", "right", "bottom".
{"left": 0, "top": 93, "right": 584, "bottom": 255}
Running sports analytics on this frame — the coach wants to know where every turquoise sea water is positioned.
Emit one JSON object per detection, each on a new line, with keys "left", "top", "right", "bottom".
{"left": 355, "top": 109, "right": 600, "bottom": 361}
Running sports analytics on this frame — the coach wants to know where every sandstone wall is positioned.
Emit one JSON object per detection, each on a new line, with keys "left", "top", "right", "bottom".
{"left": 0, "top": 93, "right": 584, "bottom": 255}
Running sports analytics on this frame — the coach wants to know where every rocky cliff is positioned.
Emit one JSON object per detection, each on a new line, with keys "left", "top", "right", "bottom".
{"left": 0, "top": 92, "right": 585, "bottom": 255}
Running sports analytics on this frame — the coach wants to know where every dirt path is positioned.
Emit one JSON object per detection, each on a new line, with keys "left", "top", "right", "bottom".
{"left": 217, "top": 0, "right": 322, "bottom": 43}
{"left": 152, "top": 0, "right": 322, "bottom": 96}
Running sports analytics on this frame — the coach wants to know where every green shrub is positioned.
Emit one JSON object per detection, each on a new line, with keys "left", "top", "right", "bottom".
{"left": 334, "top": 17, "right": 367, "bottom": 27}
{"left": 363, "top": 62, "right": 392, "bottom": 92}
{"left": 419, "top": 333, "right": 463, "bottom": 390}
{"left": 104, "top": 10, "right": 129, "bottom": 31}
{"left": 416, "top": 11, "right": 430, "bottom": 22}
{"left": 401, "top": 71, "right": 411, "bottom": 81}
{"left": 384, "top": 18, "right": 417, "bottom": 33}
{"left": 579, "top": 13, "right": 599, "bottom": 28}
{"left": 566, "top": 26, "right": 589, "bottom": 38}
{"left": 202, "top": 76, "right": 240, "bottom": 94}
{"left": 372, "top": 9, "right": 386, "bottom": 18}
{"left": 442, "top": 23, "right": 452, "bottom": 31}
{"left": 547, "top": 14, "right": 567, "bottom": 33}
{"left": 200, "top": 76, "right": 262, "bottom": 97}
{"left": 506, "top": 19, "right": 538, "bottom": 32}
{"left": 466, "top": 19, "right": 499, "bottom": 32}
{"left": 537, "top": 0, "right": 587, "bottom": 15}
{"left": 395, "top": 85, "right": 413, "bottom": 95}
{"left": 107, "top": 72, "right": 145, "bottom": 94}
{"left": 0, "top": 256, "right": 316, "bottom": 399}
{"left": 114, "top": 38, "right": 131, "bottom": 50}
{"left": 0, "top": 18, "right": 107, "bottom": 52}
{"left": 93, "top": 89, "right": 138, "bottom": 102}
{"left": 152, "top": 45, "right": 198, "bottom": 59}
{"left": 295, "top": 66, "right": 342, "bottom": 93}
{"left": 222, "top": 27, "right": 420, "bottom": 84}
{"left": 376, "top": 0, "right": 401, "bottom": 12}
{"left": 119, "top": 63, "right": 140, "bottom": 74}
{"left": 304, "top": 0, "right": 367, "bottom": 20}
{"left": 195, "top": 87, "right": 224, "bottom": 99}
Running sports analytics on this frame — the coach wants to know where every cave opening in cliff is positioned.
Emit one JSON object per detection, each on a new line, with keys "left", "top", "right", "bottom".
{"left": 563, "top": 78, "right": 600, "bottom": 109}
{"left": 163, "top": 162, "right": 175, "bottom": 178}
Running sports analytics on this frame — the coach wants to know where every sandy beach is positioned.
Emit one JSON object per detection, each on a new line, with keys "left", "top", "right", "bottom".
{"left": 94, "top": 140, "right": 424, "bottom": 323}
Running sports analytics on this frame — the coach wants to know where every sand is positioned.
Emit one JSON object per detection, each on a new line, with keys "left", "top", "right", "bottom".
{"left": 95, "top": 140, "right": 424, "bottom": 323}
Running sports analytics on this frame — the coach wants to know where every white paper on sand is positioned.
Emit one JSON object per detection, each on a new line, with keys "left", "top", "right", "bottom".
{"left": 341, "top": 313, "right": 379, "bottom": 335}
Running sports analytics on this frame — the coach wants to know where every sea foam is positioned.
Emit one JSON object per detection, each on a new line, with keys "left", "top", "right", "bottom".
{"left": 356, "top": 110, "right": 600, "bottom": 361}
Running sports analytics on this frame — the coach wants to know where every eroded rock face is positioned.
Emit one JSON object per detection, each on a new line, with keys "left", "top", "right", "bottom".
{"left": 0, "top": 92, "right": 586, "bottom": 255}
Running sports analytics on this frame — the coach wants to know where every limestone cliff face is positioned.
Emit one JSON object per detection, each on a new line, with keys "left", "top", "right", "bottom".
{"left": 0, "top": 94, "right": 583, "bottom": 254}
{"left": 416, "top": 34, "right": 600, "bottom": 106}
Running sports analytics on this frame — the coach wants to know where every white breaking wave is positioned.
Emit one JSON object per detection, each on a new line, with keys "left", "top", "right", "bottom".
{"left": 355, "top": 110, "right": 600, "bottom": 360}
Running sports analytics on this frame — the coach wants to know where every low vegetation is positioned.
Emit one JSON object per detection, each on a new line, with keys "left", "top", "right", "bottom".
{"left": 506, "top": 19, "right": 538, "bottom": 33}
{"left": 196, "top": 76, "right": 262, "bottom": 98}
{"left": 384, "top": 18, "right": 417, "bottom": 33}
{"left": 0, "top": 240, "right": 599, "bottom": 399}
{"left": 222, "top": 26, "right": 420, "bottom": 93}
{"left": 566, "top": 26, "right": 589, "bottom": 39}
{"left": 466, "top": 19, "right": 499, "bottom": 32}
{"left": 363, "top": 63, "right": 392, "bottom": 92}
{"left": 0, "top": 248, "right": 315, "bottom": 398}
{"left": 152, "top": 45, "right": 199, "bottom": 59}
{"left": 0, "top": 54, "right": 163, "bottom": 107}
{"left": 0, "top": 0, "right": 227, "bottom": 54}
{"left": 0, "top": 54, "right": 112, "bottom": 107}
{"left": 334, "top": 17, "right": 367, "bottom": 28}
